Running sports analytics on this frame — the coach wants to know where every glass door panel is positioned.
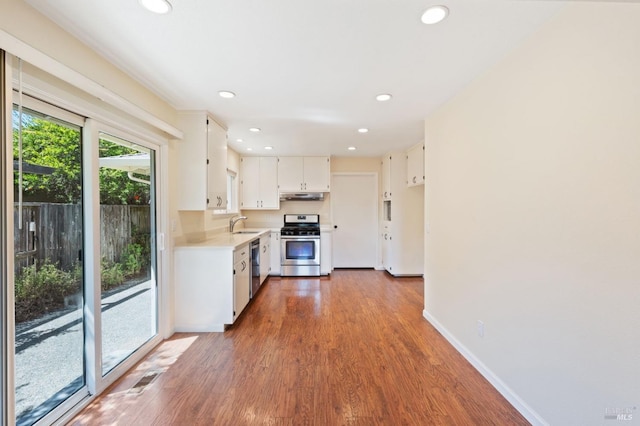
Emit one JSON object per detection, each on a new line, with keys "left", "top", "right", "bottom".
{"left": 98, "top": 133, "right": 157, "bottom": 375}
{"left": 13, "top": 106, "right": 85, "bottom": 425}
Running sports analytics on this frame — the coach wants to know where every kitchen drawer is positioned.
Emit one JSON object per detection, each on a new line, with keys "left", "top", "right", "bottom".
{"left": 234, "top": 244, "right": 249, "bottom": 264}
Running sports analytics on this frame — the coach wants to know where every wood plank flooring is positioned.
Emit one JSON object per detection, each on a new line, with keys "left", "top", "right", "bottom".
{"left": 70, "top": 270, "right": 529, "bottom": 425}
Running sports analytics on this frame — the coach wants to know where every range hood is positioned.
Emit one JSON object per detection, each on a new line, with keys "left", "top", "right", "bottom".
{"left": 279, "top": 192, "right": 325, "bottom": 201}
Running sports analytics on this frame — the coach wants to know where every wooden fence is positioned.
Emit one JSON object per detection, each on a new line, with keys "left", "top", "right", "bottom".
{"left": 14, "top": 203, "right": 150, "bottom": 274}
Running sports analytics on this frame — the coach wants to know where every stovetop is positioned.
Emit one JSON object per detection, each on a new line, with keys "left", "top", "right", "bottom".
{"left": 281, "top": 214, "right": 320, "bottom": 236}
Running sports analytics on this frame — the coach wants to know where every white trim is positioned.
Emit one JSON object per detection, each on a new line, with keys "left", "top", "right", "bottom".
{"left": 422, "top": 309, "right": 549, "bottom": 426}
{"left": 11, "top": 90, "right": 84, "bottom": 127}
{"left": 3, "top": 51, "right": 16, "bottom": 426}
{"left": 0, "top": 29, "right": 182, "bottom": 139}
{"left": 83, "top": 119, "right": 101, "bottom": 396}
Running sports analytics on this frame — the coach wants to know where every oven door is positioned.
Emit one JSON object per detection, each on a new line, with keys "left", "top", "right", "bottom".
{"left": 281, "top": 236, "right": 320, "bottom": 267}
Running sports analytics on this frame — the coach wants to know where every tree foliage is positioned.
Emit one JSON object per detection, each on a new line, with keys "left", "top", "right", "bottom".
{"left": 13, "top": 111, "right": 151, "bottom": 205}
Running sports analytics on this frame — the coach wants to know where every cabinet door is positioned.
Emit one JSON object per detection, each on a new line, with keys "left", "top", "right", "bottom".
{"left": 303, "top": 157, "right": 331, "bottom": 192}
{"left": 320, "top": 230, "right": 332, "bottom": 275}
{"left": 278, "top": 157, "right": 304, "bottom": 191}
{"left": 234, "top": 256, "right": 250, "bottom": 321}
{"left": 259, "top": 157, "right": 280, "bottom": 209}
{"left": 270, "top": 232, "right": 281, "bottom": 275}
{"left": 240, "top": 157, "right": 261, "bottom": 209}
{"left": 382, "top": 154, "right": 392, "bottom": 200}
{"left": 207, "top": 118, "right": 228, "bottom": 209}
{"left": 406, "top": 143, "right": 425, "bottom": 187}
{"left": 176, "top": 112, "right": 208, "bottom": 210}
{"left": 260, "top": 236, "right": 270, "bottom": 284}
{"left": 382, "top": 223, "right": 392, "bottom": 273}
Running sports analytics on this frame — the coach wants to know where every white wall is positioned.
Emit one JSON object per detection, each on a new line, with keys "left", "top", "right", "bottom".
{"left": 424, "top": 3, "right": 640, "bottom": 425}
{"left": 0, "top": 0, "right": 176, "bottom": 125}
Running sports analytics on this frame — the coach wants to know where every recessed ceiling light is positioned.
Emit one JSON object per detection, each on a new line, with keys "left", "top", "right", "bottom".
{"left": 348, "top": 146, "right": 357, "bottom": 151}
{"left": 218, "top": 91, "right": 235, "bottom": 99}
{"left": 376, "top": 94, "right": 392, "bottom": 102}
{"left": 358, "top": 128, "right": 369, "bottom": 133}
{"left": 264, "top": 146, "right": 273, "bottom": 150}
{"left": 421, "top": 5, "right": 449, "bottom": 25}
{"left": 236, "top": 139, "right": 243, "bottom": 143}
{"left": 246, "top": 147, "right": 253, "bottom": 151}
{"left": 249, "top": 127, "right": 261, "bottom": 133}
{"left": 139, "top": 0, "right": 172, "bottom": 14}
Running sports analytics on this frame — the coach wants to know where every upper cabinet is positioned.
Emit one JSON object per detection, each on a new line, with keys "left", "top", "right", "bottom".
{"left": 278, "top": 157, "right": 330, "bottom": 192}
{"left": 382, "top": 154, "right": 392, "bottom": 200}
{"left": 240, "top": 157, "right": 279, "bottom": 210}
{"left": 176, "top": 111, "right": 227, "bottom": 211}
{"left": 208, "top": 119, "right": 228, "bottom": 209}
{"left": 406, "top": 142, "right": 425, "bottom": 187}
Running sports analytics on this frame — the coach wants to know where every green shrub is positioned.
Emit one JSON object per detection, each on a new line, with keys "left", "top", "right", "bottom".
{"left": 121, "top": 243, "right": 148, "bottom": 277}
{"left": 101, "top": 261, "right": 124, "bottom": 291}
{"left": 15, "top": 260, "right": 79, "bottom": 323}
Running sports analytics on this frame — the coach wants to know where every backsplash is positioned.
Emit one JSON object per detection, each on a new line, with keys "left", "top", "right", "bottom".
{"left": 242, "top": 194, "right": 332, "bottom": 228}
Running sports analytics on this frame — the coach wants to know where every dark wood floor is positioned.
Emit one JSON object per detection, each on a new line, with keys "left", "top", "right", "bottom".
{"left": 70, "top": 270, "right": 529, "bottom": 425}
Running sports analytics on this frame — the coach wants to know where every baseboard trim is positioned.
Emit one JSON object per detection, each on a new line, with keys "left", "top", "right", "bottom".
{"left": 422, "top": 310, "right": 548, "bottom": 426}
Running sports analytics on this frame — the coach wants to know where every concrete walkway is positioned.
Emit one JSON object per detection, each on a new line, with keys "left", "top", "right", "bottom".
{"left": 15, "top": 280, "right": 154, "bottom": 424}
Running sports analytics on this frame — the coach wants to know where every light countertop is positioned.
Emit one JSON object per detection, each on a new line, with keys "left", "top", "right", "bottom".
{"left": 175, "top": 228, "right": 271, "bottom": 250}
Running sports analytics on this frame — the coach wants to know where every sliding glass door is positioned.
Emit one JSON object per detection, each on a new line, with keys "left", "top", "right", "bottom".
{"left": 98, "top": 132, "right": 157, "bottom": 376}
{"left": 3, "top": 55, "right": 164, "bottom": 426}
{"left": 13, "top": 105, "right": 86, "bottom": 425}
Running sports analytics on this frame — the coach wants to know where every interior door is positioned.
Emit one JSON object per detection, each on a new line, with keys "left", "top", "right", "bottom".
{"left": 331, "top": 173, "right": 378, "bottom": 268}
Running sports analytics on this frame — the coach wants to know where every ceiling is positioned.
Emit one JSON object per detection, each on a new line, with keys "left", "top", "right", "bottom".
{"left": 26, "top": 0, "right": 564, "bottom": 157}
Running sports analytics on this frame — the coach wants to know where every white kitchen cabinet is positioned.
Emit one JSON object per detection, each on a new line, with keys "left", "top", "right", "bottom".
{"left": 240, "top": 157, "right": 279, "bottom": 210}
{"left": 208, "top": 119, "right": 229, "bottom": 209}
{"left": 380, "top": 151, "right": 424, "bottom": 276}
{"left": 320, "top": 228, "right": 332, "bottom": 275}
{"left": 406, "top": 142, "right": 425, "bottom": 187}
{"left": 381, "top": 222, "right": 392, "bottom": 274}
{"left": 270, "top": 231, "right": 281, "bottom": 275}
{"left": 175, "top": 244, "right": 250, "bottom": 332}
{"left": 176, "top": 111, "right": 227, "bottom": 210}
{"left": 381, "top": 154, "right": 392, "bottom": 200}
{"left": 233, "top": 245, "right": 250, "bottom": 321}
{"left": 259, "top": 234, "right": 270, "bottom": 284}
{"left": 278, "top": 156, "right": 330, "bottom": 192}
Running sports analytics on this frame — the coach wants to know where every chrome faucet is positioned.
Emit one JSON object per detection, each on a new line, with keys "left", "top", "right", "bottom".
{"left": 229, "top": 215, "right": 247, "bottom": 233}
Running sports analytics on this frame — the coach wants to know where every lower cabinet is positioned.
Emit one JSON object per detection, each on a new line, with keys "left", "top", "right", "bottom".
{"left": 259, "top": 235, "right": 270, "bottom": 284}
{"left": 321, "top": 229, "right": 332, "bottom": 275}
{"left": 270, "top": 231, "right": 281, "bottom": 275}
{"left": 174, "top": 244, "right": 251, "bottom": 332}
{"left": 233, "top": 245, "right": 250, "bottom": 321}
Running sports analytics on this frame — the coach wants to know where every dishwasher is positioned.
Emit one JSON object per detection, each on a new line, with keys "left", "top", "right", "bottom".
{"left": 250, "top": 238, "right": 260, "bottom": 298}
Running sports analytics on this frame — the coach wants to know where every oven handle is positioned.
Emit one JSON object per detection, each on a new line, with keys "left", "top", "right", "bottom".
{"left": 280, "top": 235, "right": 320, "bottom": 240}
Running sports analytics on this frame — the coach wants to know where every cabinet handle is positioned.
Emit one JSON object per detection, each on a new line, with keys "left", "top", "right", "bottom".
{"left": 412, "top": 176, "right": 416, "bottom": 184}
{"left": 256, "top": 201, "right": 259, "bottom": 208}
{"left": 384, "top": 233, "right": 388, "bottom": 240}
{"left": 263, "top": 246, "right": 266, "bottom": 253}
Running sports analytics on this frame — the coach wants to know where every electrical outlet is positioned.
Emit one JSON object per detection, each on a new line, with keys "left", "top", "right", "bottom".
{"left": 477, "top": 320, "right": 485, "bottom": 338}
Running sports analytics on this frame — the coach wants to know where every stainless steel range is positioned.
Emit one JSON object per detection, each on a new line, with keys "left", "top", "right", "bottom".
{"left": 280, "top": 214, "right": 321, "bottom": 277}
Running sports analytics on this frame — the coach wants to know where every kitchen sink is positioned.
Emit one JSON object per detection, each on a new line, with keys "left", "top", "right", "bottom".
{"left": 232, "top": 231, "right": 259, "bottom": 234}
